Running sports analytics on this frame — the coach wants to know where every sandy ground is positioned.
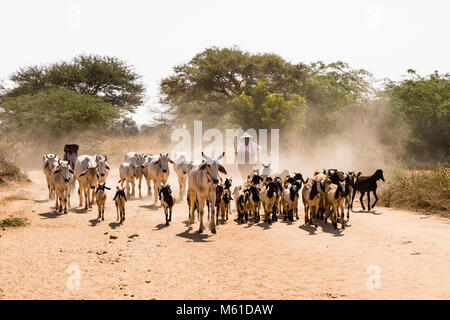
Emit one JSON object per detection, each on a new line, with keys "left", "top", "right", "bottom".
{"left": 0, "top": 168, "right": 449, "bottom": 300}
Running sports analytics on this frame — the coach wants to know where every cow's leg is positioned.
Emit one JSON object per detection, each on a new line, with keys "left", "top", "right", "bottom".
{"left": 146, "top": 177, "right": 152, "bottom": 197}
{"left": 340, "top": 203, "right": 345, "bottom": 229}
{"left": 359, "top": 192, "right": 366, "bottom": 211}
{"left": 367, "top": 192, "right": 371, "bottom": 211}
{"left": 63, "top": 190, "right": 68, "bottom": 214}
{"left": 83, "top": 186, "right": 89, "bottom": 209}
{"left": 153, "top": 179, "right": 159, "bottom": 204}
{"left": 210, "top": 193, "right": 217, "bottom": 234}
{"left": 89, "top": 186, "right": 95, "bottom": 208}
{"left": 122, "top": 206, "right": 126, "bottom": 223}
{"left": 115, "top": 204, "right": 119, "bottom": 222}
{"left": 78, "top": 180, "right": 83, "bottom": 207}
{"left": 55, "top": 193, "right": 59, "bottom": 212}
{"left": 138, "top": 175, "right": 143, "bottom": 198}
{"left": 304, "top": 203, "right": 309, "bottom": 224}
{"left": 198, "top": 197, "right": 206, "bottom": 233}
{"left": 372, "top": 190, "right": 378, "bottom": 209}
{"left": 131, "top": 177, "right": 136, "bottom": 197}
{"left": 188, "top": 190, "right": 196, "bottom": 225}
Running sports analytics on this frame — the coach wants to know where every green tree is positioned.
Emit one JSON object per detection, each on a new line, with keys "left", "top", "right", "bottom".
{"left": 231, "top": 81, "right": 306, "bottom": 131}
{"left": 159, "top": 47, "right": 373, "bottom": 138}
{"left": 6, "top": 54, "right": 145, "bottom": 112}
{"left": 385, "top": 70, "right": 450, "bottom": 161}
{"left": 0, "top": 87, "right": 121, "bottom": 143}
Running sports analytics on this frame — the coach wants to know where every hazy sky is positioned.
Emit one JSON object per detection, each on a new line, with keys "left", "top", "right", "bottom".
{"left": 1, "top": 0, "right": 448, "bottom": 125}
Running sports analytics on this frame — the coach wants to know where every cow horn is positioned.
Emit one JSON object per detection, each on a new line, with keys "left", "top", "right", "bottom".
{"left": 217, "top": 151, "right": 225, "bottom": 160}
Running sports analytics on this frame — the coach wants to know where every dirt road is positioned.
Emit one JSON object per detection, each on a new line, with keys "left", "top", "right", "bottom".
{"left": 0, "top": 169, "right": 449, "bottom": 299}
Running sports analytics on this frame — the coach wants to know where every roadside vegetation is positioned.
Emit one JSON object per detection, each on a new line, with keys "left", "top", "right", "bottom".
{"left": 380, "top": 164, "right": 450, "bottom": 216}
{"left": 0, "top": 215, "right": 29, "bottom": 228}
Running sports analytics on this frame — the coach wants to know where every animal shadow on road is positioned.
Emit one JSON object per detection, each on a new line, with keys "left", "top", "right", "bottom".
{"left": 154, "top": 223, "right": 169, "bottom": 230}
{"left": 353, "top": 209, "right": 382, "bottom": 215}
{"left": 89, "top": 219, "right": 101, "bottom": 227}
{"left": 109, "top": 222, "right": 121, "bottom": 229}
{"left": 176, "top": 227, "right": 212, "bottom": 242}
{"left": 299, "top": 224, "right": 318, "bottom": 235}
{"left": 34, "top": 199, "right": 49, "bottom": 204}
{"left": 139, "top": 204, "right": 160, "bottom": 211}
{"left": 74, "top": 208, "right": 89, "bottom": 214}
{"left": 254, "top": 221, "right": 272, "bottom": 230}
{"left": 38, "top": 211, "right": 61, "bottom": 219}
{"left": 320, "top": 222, "right": 344, "bottom": 237}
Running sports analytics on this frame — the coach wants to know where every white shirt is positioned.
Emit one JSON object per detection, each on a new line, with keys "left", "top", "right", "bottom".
{"left": 237, "top": 142, "right": 261, "bottom": 164}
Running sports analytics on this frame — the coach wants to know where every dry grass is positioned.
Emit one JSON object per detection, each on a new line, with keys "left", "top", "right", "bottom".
{"left": 0, "top": 194, "right": 30, "bottom": 206}
{"left": 0, "top": 157, "right": 30, "bottom": 183}
{"left": 379, "top": 166, "right": 450, "bottom": 217}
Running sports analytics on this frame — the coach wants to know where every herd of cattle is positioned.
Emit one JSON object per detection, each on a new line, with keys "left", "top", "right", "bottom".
{"left": 42, "top": 151, "right": 385, "bottom": 233}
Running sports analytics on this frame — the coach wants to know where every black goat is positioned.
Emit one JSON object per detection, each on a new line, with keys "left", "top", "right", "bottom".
{"left": 351, "top": 169, "right": 385, "bottom": 211}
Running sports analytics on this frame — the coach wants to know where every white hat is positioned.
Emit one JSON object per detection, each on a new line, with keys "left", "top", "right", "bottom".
{"left": 239, "top": 131, "right": 253, "bottom": 139}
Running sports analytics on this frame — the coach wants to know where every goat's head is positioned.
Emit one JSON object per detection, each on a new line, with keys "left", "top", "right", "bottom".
{"left": 95, "top": 183, "right": 111, "bottom": 194}
{"left": 375, "top": 169, "right": 385, "bottom": 182}
{"left": 113, "top": 186, "right": 127, "bottom": 202}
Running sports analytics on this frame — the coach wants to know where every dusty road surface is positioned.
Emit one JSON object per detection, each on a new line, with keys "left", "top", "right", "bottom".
{"left": 0, "top": 169, "right": 449, "bottom": 300}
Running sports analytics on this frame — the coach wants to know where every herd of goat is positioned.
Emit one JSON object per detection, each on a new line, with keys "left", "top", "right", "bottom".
{"left": 42, "top": 151, "right": 385, "bottom": 234}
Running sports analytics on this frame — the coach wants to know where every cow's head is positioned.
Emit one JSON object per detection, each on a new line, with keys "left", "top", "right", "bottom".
{"left": 180, "top": 160, "right": 193, "bottom": 175}
{"left": 154, "top": 153, "right": 174, "bottom": 173}
{"left": 134, "top": 153, "right": 147, "bottom": 169}
{"left": 95, "top": 155, "right": 110, "bottom": 178}
{"left": 54, "top": 160, "right": 74, "bottom": 182}
{"left": 200, "top": 151, "right": 226, "bottom": 185}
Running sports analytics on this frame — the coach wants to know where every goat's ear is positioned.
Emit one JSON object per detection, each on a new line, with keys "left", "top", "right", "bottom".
{"left": 199, "top": 163, "right": 208, "bottom": 171}
{"left": 154, "top": 160, "right": 161, "bottom": 166}
{"left": 218, "top": 165, "right": 227, "bottom": 175}
{"left": 53, "top": 169, "right": 60, "bottom": 174}
{"left": 168, "top": 158, "right": 175, "bottom": 164}
{"left": 69, "top": 168, "right": 74, "bottom": 174}
{"left": 105, "top": 165, "right": 110, "bottom": 170}
{"left": 79, "top": 170, "right": 87, "bottom": 177}
{"left": 105, "top": 186, "right": 111, "bottom": 190}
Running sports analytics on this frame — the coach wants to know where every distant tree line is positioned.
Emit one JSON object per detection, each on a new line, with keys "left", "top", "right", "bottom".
{"left": 0, "top": 48, "right": 448, "bottom": 163}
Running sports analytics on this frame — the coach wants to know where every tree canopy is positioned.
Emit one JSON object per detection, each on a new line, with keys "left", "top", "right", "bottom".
{"left": 385, "top": 70, "right": 450, "bottom": 161}
{"left": 6, "top": 54, "right": 145, "bottom": 112}
{"left": 0, "top": 87, "right": 121, "bottom": 143}
{"left": 159, "top": 47, "right": 374, "bottom": 138}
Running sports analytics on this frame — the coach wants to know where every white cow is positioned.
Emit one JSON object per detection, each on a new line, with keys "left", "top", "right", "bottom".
{"left": 173, "top": 152, "right": 193, "bottom": 199}
{"left": 124, "top": 152, "right": 149, "bottom": 197}
{"left": 51, "top": 160, "right": 74, "bottom": 214}
{"left": 187, "top": 152, "right": 226, "bottom": 234}
{"left": 145, "top": 153, "right": 174, "bottom": 204}
{"left": 118, "top": 162, "right": 136, "bottom": 198}
{"left": 43, "top": 154, "right": 59, "bottom": 199}
{"left": 74, "top": 155, "right": 98, "bottom": 209}
{"left": 95, "top": 154, "right": 110, "bottom": 184}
